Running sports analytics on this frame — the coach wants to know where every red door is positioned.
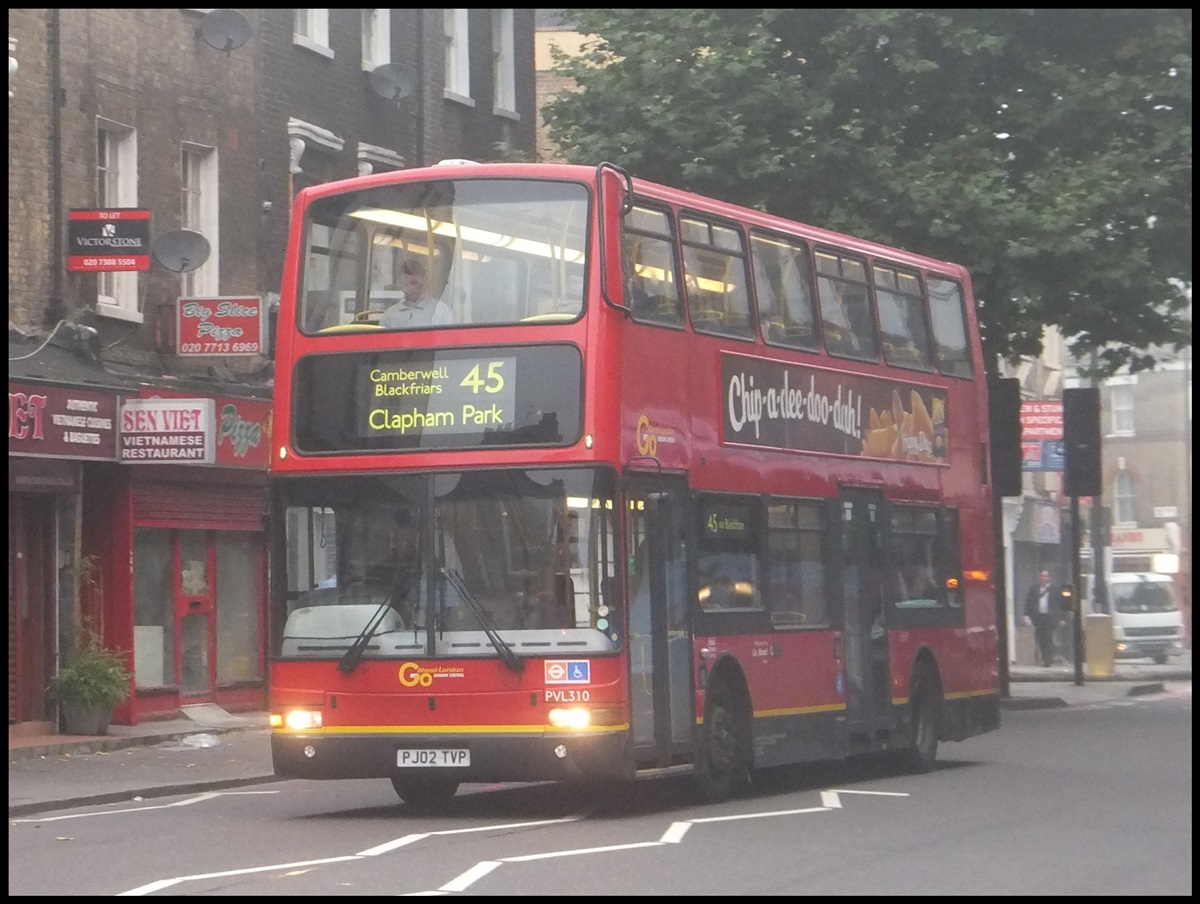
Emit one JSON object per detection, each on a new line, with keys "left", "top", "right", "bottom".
{"left": 176, "top": 530, "right": 217, "bottom": 700}
{"left": 9, "top": 497, "right": 55, "bottom": 724}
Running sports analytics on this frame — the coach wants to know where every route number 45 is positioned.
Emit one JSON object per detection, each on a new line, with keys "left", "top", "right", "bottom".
{"left": 460, "top": 361, "right": 506, "bottom": 394}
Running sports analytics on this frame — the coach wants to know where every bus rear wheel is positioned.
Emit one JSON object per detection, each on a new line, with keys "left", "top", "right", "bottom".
{"left": 390, "top": 776, "right": 460, "bottom": 811}
{"left": 902, "top": 663, "right": 941, "bottom": 773}
{"left": 694, "top": 679, "right": 748, "bottom": 803}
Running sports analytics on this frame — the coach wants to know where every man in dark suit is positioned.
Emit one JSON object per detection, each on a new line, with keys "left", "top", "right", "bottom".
{"left": 1023, "top": 569, "right": 1058, "bottom": 666}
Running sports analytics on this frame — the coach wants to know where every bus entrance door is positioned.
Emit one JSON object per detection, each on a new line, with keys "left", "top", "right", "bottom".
{"left": 626, "top": 477, "right": 694, "bottom": 766}
{"left": 838, "top": 487, "right": 892, "bottom": 750}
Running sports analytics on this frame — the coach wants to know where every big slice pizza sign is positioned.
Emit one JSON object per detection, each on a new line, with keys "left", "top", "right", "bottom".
{"left": 67, "top": 209, "right": 151, "bottom": 272}
{"left": 177, "top": 296, "right": 265, "bottom": 357}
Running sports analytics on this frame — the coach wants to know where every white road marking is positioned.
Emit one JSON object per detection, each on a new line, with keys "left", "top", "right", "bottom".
{"left": 357, "top": 819, "right": 573, "bottom": 857}
{"left": 115, "top": 817, "right": 576, "bottom": 896}
{"left": 661, "top": 822, "right": 692, "bottom": 843}
{"left": 427, "top": 796, "right": 877, "bottom": 892}
{"left": 110, "top": 787, "right": 908, "bottom": 895}
{"left": 118, "top": 856, "right": 363, "bottom": 896}
{"left": 820, "top": 789, "right": 910, "bottom": 808}
{"left": 690, "top": 805, "right": 833, "bottom": 822}
{"left": 439, "top": 861, "right": 502, "bottom": 892}
{"left": 500, "top": 841, "right": 665, "bottom": 862}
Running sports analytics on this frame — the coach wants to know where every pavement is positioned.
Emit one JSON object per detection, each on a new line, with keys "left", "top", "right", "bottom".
{"left": 8, "top": 660, "right": 1190, "bottom": 818}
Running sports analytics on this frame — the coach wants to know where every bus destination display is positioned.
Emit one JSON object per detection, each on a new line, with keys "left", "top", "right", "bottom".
{"left": 363, "top": 356, "right": 517, "bottom": 436}
{"left": 292, "top": 344, "right": 582, "bottom": 453}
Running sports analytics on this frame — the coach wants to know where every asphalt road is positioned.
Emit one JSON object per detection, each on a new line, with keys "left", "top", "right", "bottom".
{"left": 8, "top": 681, "right": 1191, "bottom": 896}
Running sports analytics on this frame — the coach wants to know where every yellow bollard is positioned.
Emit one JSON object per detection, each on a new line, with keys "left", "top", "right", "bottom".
{"left": 1085, "top": 613, "right": 1115, "bottom": 678}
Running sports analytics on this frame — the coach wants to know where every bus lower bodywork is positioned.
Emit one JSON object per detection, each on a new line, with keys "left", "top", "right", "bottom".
{"left": 269, "top": 466, "right": 631, "bottom": 803}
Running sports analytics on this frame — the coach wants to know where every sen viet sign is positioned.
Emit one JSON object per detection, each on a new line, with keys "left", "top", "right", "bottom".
{"left": 67, "top": 208, "right": 151, "bottom": 272}
{"left": 177, "top": 296, "right": 265, "bottom": 356}
{"left": 120, "top": 398, "right": 216, "bottom": 463}
{"left": 123, "top": 390, "right": 271, "bottom": 468}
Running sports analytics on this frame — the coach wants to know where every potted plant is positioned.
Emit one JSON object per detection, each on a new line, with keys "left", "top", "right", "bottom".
{"left": 47, "top": 623, "right": 132, "bottom": 736}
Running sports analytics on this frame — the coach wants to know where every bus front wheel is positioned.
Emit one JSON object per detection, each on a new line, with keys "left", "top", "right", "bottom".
{"left": 902, "top": 663, "right": 941, "bottom": 773}
{"left": 694, "top": 679, "right": 748, "bottom": 803}
{"left": 390, "top": 776, "right": 460, "bottom": 811}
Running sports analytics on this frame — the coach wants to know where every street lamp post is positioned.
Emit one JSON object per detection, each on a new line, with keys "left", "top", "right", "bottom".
{"left": 1090, "top": 348, "right": 1109, "bottom": 615}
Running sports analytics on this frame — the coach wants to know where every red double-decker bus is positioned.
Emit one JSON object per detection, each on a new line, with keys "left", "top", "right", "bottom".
{"left": 268, "top": 160, "right": 1001, "bottom": 809}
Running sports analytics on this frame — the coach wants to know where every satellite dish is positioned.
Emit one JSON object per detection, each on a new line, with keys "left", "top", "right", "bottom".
{"left": 369, "top": 63, "right": 418, "bottom": 102}
{"left": 151, "top": 230, "right": 211, "bottom": 273}
{"left": 199, "top": 9, "right": 253, "bottom": 52}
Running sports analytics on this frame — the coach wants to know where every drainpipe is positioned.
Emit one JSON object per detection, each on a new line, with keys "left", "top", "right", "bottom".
{"left": 414, "top": 9, "right": 424, "bottom": 166}
{"left": 47, "top": 8, "right": 65, "bottom": 326}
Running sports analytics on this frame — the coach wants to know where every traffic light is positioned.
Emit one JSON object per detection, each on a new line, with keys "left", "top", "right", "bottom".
{"left": 988, "top": 376, "right": 1022, "bottom": 497}
{"left": 1059, "top": 583, "right": 1076, "bottom": 612}
{"left": 1062, "top": 387, "right": 1101, "bottom": 497}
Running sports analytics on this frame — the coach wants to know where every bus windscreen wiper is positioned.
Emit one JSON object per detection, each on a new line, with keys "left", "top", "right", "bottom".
{"left": 337, "top": 565, "right": 416, "bottom": 674}
{"left": 441, "top": 567, "right": 524, "bottom": 674}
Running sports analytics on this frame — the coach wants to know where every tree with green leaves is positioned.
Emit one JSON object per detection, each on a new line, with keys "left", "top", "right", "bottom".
{"left": 544, "top": 9, "right": 1191, "bottom": 373}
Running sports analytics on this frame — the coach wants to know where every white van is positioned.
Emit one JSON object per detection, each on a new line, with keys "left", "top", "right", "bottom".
{"left": 1106, "top": 572, "right": 1186, "bottom": 664}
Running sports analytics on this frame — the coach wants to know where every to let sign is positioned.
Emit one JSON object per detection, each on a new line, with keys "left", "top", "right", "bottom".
{"left": 120, "top": 398, "right": 216, "bottom": 463}
{"left": 177, "top": 296, "right": 264, "bottom": 356}
{"left": 67, "top": 209, "right": 151, "bottom": 272}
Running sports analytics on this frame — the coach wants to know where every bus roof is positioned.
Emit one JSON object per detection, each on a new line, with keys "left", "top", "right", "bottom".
{"left": 294, "top": 160, "right": 969, "bottom": 280}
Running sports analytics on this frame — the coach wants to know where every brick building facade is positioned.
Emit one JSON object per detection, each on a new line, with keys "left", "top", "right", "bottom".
{"left": 8, "top": 9, "right": 537, "bottom": 733}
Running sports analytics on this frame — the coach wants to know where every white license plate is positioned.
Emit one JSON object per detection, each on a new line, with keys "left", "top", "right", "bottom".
{"left": 397, "top": 748, "right": 470, "bottom": 767}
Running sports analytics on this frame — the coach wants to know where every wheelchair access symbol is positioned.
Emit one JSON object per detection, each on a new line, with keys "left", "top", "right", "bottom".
{"left": 544, "top": 659, "right": 590, "bottom": 685}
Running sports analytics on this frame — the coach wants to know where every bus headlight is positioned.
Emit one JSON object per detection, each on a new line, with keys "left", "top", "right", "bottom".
{"left": 274, "top": 709, "right": 323, "bottom": 731}
{"left": 547, "top": 707, "right": 591, "bottom": 730}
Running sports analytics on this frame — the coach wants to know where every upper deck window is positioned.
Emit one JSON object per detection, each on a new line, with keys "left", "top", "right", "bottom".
{"left": 680, "top": 216, "right": 753, "bottom": 339}
{"left": 815, "top": 249, "right": 878, "bottom": 362}
{"left": 751, "top": 231, "right": 819, "bottom": 352}
{"left": 299, "top": 178, "right": 589, "bottom": 334}
{"left": 624, "top": 203, "right": 683, "bottom": 326}
{"left": 874, "top": 264, "right": 933, "bottom": 372}
{"left": 926, "top": 276, "right": 973, "bottom": 377}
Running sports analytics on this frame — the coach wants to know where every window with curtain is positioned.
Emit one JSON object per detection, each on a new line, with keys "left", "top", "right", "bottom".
{"left": 1114, "top": 468, "right": 1137, "bottom": 525}
{"left": 96, "top": 121, "right": 141, "bottom": 322}
{"left": 491, "top": 9, "right": 515, "bottom": 112}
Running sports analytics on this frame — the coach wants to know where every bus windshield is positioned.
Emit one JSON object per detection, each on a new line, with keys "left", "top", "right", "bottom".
{"left": 299, "top": 178, "right": 589, "bottom": 333}
{"left": 274, "top": 467, "right": 620, "bottom": 661}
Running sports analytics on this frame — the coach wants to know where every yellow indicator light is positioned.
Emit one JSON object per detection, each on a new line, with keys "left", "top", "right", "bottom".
{"left": 945, "top": 577, "right": 960, "bottom": 590}
{"left": 282, "top": 709, "right": 323, "bottom": 731}
{"left": 269, "top": 713, "right": 283, "bottom": 728}
{"left": 547, "top": 708, "right": 591, "bottom": 730}
{"left": 585, "top": 707, "right": 626, "bottom": 727}
{"left": 962, "top": 569, "right": 989, "bottom": 583}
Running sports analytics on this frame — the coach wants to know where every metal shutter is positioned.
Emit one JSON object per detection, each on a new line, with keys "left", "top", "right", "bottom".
{"left": 132, "top": 482, "right": 266, "bottom": 531}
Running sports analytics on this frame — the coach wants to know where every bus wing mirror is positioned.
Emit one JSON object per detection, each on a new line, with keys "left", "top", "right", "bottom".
{"left": 267, "top": 305, "right": 279, "bottom": 359}
{"left": 597, "top": 162, "right": 633, "bottom": 312}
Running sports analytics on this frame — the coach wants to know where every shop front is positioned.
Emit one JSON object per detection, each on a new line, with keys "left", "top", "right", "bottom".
{"left": 9, "top": 381, "right": 121, "bottom": 733}
{"left": 93, "top": 390, "right": 273, "bottom": 724}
